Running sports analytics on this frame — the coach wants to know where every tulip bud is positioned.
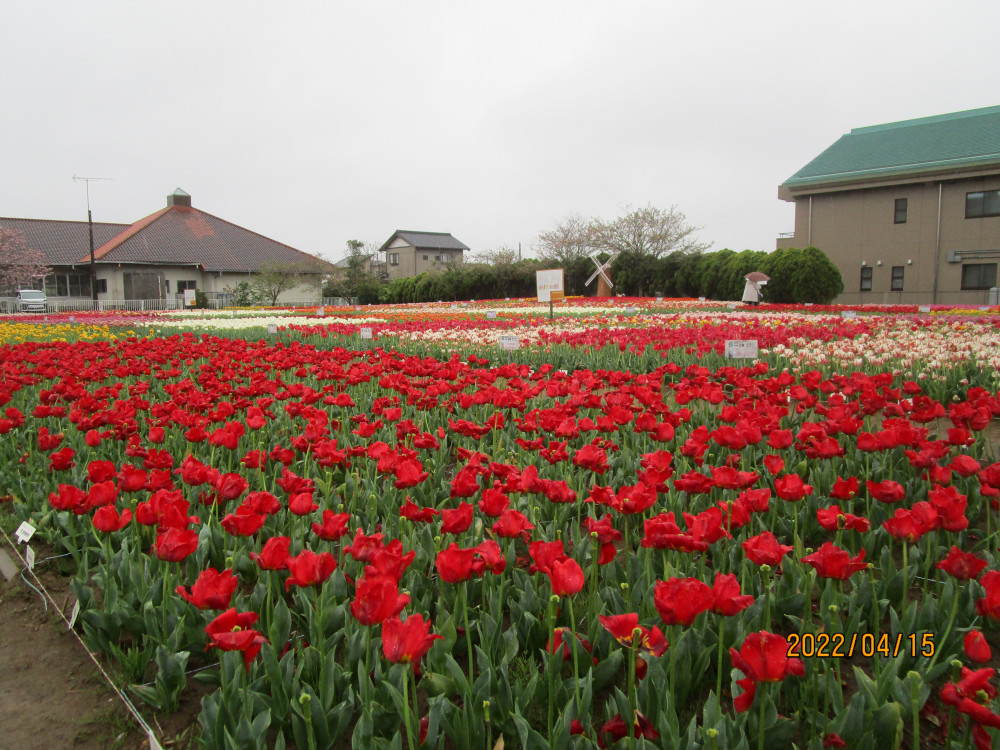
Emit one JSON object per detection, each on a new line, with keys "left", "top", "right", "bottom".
{"left": 483, "top": 700, "right": 490, "bottom": 723}
{"left": 620, "top": 582, "right": 629, "bottom": 592}
{"left": 828, "top": 605, "right": 839, "bottom": 614}
{"left": 550, "top": 594, "right": 561, "bottom": 604}
{"left": 760, "top": 564, "right": 771, "bottom": 574}
{"left": 706, "top": 729, "right": 719, "bottom": 739}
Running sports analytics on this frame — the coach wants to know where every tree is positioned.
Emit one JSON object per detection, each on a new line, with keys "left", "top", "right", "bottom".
{"left": 536, "top": 214, "right": 592, "bottom": 265}
{"left": 589, "top": 203, "right": 710, "bottom": 259}
{"left": 0, "top": 226, "right": 51, "bottom": 293}
{"left": 250, "top": 260, "right": 317, "bottom": 306}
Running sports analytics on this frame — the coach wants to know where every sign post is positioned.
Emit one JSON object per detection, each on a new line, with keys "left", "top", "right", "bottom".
{"left": 536, "top": 269, "right": 565, "bottom": 320}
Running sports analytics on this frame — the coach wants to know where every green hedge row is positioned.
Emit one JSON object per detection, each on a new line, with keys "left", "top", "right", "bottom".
{"left": 378, "top": 247, "right": 844, "bottom": 304}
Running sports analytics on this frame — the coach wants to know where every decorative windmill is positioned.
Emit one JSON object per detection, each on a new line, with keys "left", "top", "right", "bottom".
{"left": 586, "top": 250, "right": 617, "bottom": 297}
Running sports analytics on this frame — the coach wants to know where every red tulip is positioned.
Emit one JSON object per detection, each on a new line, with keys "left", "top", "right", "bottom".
{"left": 801, "top": 542, "right": 867, "bottom": 580}
{"left": 382, "top": 614, "right": 442, "bottom": 663}
{"left": 774, "top": 474, "right": 813, "bottom": 502}
{"left": 599, "top": 613, "right": 668, "bottom": 658}
{"left": 351, "top": 575, "right": 410, "bottom": 625}
{"left": 250, "top": 535, "right": 291, "bottom": 571}
{"left": 653, "top": 577, "right": 714, "bottom": 626}
{"left": 205, "top": 608, "right": 267, "bottom": 671}
{"left": 710, "top": 571, "right": 754, "bottom": 616}
{"left": 312, "top": 510, "right": 351, "bottom": 540}
{"left": 153, "top": 527, "right": 199, "bottom": 562}
{"left": 87, "top": 460, "right": 117, "bottom": 484}
{"left": 176, "top": 568, "right": 239, "bottom": 610}
{"left": 976, "top": 571, "right": 1000, "bottom": 621}
{"left": 816, "top": 505, "right": 870, "bottom": 533}
{"left": 965, "top": 630, "right": 992, "bottom": 663}
{"left": 435, "top": 543, "right": 485, "bottom": 583}
{"left": 866, "top": 479, "right": 906, "bottom": 503}
{"left": 221, "top": 506, "right": 267, "bottom": 537}
{"left": 440, "top": 502, "right": 474, "bottom": 534}
{"left": 936, "top": 546, "right": 988, "bottom": 580}
{"left": 92, "top": 505, "right": 133, "bottom": 533}
{"left": 729, "top": 631, "right": 805, "bottom": 712}
{"left": 285, "top": 549, "right": 337, "bottom": 591}
{"left": 491, "top": 508, "right": 535, "bottom": 539}
{"left": 547, "top": 557, "right": 584, "bottom": 597}
{"left": 742, "top": 531, "right": 793, "bottom": 566}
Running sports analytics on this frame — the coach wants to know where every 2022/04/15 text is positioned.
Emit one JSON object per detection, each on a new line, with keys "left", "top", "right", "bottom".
{"left": 786, "top": 632, "right": 936, "bottom": 659}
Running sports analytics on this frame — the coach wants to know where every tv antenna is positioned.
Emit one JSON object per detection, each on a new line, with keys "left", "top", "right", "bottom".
{"left": 72, "top": 175, "right": 114, "bottom": 302}
{"left": 73, "top": 175, "right": 113, "bottom": 212}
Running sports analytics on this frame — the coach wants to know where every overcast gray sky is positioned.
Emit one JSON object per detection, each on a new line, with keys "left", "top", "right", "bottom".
{"left": 3, "top": 1, "right": 998, "bottom": 262}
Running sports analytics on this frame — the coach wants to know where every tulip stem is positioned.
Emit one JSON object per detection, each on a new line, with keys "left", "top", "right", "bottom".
{"left": 927, "top": 584, "right": 959, "bottom": 674}
{"left": 716, "top": 623, "right": 725, "bottom": 705}
{"left": 462, "top": 581, "right": 474, "bottom": 689}
{"left": 902, "top": 542, "right": 908, "bottom": 606}
{"left": 757, "top": 682, "right": 766, "bottom": 750}
{"left": 547, "top": 596, "right": 556, "bottom": 739}
{"left": 402, "top": 664, "right": 416, "bottom": 750}
{"left": 567, "top": 597, "right": 581, "bottom": 714}
{"left": 627, "top": 639, "right": 637, "bottom": 750}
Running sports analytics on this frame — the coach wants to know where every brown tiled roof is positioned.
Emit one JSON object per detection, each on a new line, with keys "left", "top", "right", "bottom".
{"left": 0, "top": 217, "right": 130, "bottom": 265}
{"left": 86, "top": 205, "right": 331, "bottom": 273}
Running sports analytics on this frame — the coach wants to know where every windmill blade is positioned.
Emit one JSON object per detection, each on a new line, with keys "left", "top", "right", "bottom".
{"left": 599, "top": 269, "right": 614, "bottom": 288}
{"left": 586, "top": 268, "right": 603, "bottom": 286}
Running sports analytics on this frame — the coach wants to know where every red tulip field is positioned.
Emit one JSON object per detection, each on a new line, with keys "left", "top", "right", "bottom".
{"left": 2, "top": 299, "right": 1000, "bottom": 749}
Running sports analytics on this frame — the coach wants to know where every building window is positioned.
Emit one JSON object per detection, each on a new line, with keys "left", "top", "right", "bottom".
{"left": 890, "top": 266, "right": 904, "bottom": 291}
{"left": 966, "top": 190, "right": 1000, "bottom": 218}
{"left": 894, "top": 198, "right": 907, "bottom": 224}
{"left": 44, "top": 273, "right": 92, "bottom": 297}
{"left": 422, "top": 255, "right": 428, "bottom": 260}
{"left": 434, "top": 255, "right": 441, "bottom": 261}
{"left": 95, "top": 278, "right": 108, "bottom": 294}
{"left": 164, "top": 280, "right": 170, "bottom": 293}
{"left": 389, "top": 253, "right": 399, "bottom": 266}
{"left": 177, "top": 280, "right": 197, "bottom": 293}
{"left": 860, "top": 267, "right": 873, "bottom": 291}
{"left": 961, "top": 263, "right": 998, "bottom": 290}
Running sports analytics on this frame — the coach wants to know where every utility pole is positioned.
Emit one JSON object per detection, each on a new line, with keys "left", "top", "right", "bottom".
{"left": 72, "top": 175, "right": 113, "bottom": 302}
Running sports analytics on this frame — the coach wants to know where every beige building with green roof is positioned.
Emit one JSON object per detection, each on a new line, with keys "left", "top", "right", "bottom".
{"left": 778, "top": 105, "right": 1000, "bottom": 305}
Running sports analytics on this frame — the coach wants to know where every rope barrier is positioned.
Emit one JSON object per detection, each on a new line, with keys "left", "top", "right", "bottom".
{"left": 1, "top": 529, "right": 165, "bottom": 749}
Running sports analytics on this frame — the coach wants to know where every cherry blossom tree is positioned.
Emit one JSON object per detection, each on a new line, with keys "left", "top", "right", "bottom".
{"left": 0, "top": 226, "right": 51, "bottom": 293}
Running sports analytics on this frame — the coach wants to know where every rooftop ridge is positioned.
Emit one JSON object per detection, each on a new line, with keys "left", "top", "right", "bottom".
{"left": 850, "top": 104, "right": 1000, "bottom": 135}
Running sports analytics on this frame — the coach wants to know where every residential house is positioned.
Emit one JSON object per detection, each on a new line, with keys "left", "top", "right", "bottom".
{"left": 1, "top": 189, "right": 330, "bottom": 306}
{"left": 378, "top": 230, "right": 469, "bottom": 281}
{"left": 778, "top": 105, "right": 1000, "bottom": 304}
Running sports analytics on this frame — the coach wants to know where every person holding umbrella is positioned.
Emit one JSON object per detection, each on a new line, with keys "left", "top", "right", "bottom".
{"left": 742, "top": 272, "right": 769, "bottom": 306}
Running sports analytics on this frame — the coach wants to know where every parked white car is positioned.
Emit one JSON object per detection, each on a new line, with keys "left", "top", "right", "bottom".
{"left": 16, "top": 289, "right": 47, "bottom": 313}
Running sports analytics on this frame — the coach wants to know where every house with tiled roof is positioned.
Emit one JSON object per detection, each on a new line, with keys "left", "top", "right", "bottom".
{"left": 1, "top": 189, "right": 331, "bottom": 305}
{"left": 778, "top": 105, "right": 1000, "bottom": 305}
{"left": 378, "top": 230, "right": 469, "bottom": 281}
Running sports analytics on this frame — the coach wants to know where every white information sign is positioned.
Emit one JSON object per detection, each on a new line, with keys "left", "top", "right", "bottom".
{"left": 360, "top": 327, "right": 373, "bottom": 340}
{"left": 25, "top": 545, "right": 35, "bottom": 571}
{"left": 486, "top": 311, "right": 497, "bottom": 319}
{"left": 267, "top": 324, "right": 277, "bottom": 335}
{"left": 318, "top": 306, "right": 325, "bottom": 316}
{"left": 625, "top": 306, "right": 637, "bottom": 315}
{"left": 68, "top": 599, "right": 80, "bottom": 630}
{"left": 727, "top": 302, "right": 738, "bottom": 310}
{"left": 698, "top": 296, "right": 706, "bottom": 302}
{"left": 536, "top": 268, "right": 565, "bottom": 303}
{"left": 15, "top": 521, "right": 36, "bottom": 544}
{"left": 184, "top": 289, "right": 196, "bottom": 307}
{"left": 804, "top": 302, "right": 814, "bottom": 307}
{"left": 499, "top": 335, "right": 520, "bottom": 351}
{"left": 841, "top": 310, "right": 857, "bottom": 319}
{"left": 725, "top": 339, "right": 760, "bottom": 359}
{"left": 918, "top": 305, "right": 931, "bottom": 313}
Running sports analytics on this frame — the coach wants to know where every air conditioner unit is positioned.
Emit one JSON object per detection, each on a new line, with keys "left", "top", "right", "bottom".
{"left": 947, "top": 251, "right": 961, "bottom": 263}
